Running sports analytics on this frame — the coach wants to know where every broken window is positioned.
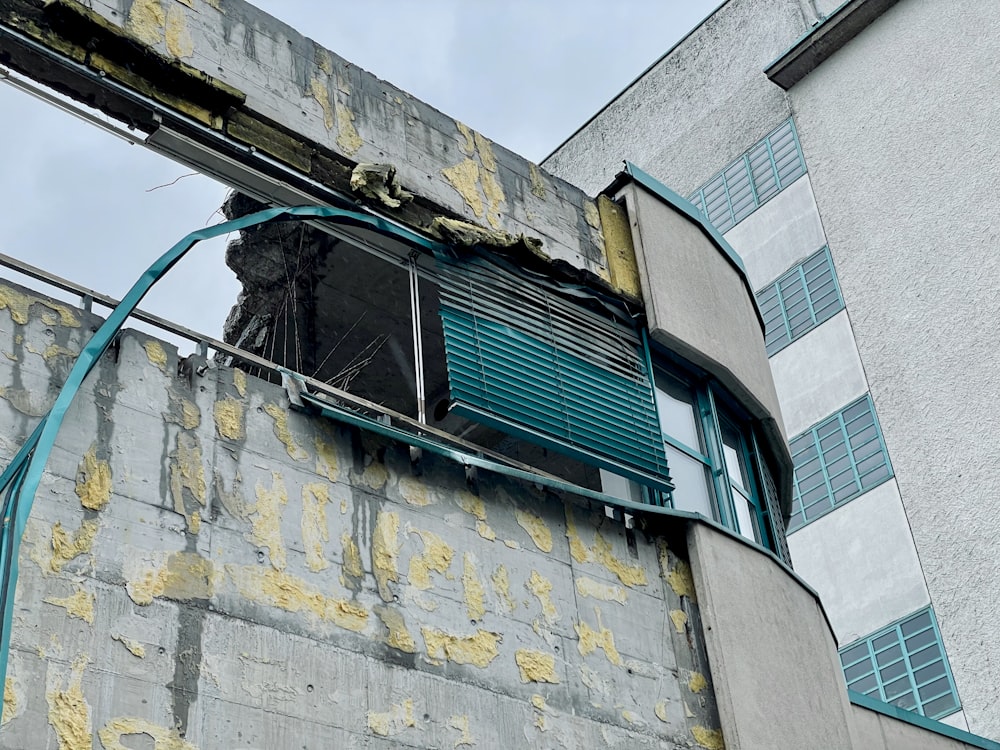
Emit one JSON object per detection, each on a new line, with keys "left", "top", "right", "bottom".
{"left": 223, "top": 194, "right": 673, "bottom": 497}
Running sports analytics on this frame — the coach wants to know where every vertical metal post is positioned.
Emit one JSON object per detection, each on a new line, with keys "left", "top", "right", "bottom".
{"left": 408, "top": 252, "right": 426, "bottom": 424}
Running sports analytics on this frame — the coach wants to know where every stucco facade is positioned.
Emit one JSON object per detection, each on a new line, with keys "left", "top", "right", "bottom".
{"left": 547, "top": 0, "right": 1000, "bottom": 739}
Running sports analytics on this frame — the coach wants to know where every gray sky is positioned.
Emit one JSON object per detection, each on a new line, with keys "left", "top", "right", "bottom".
{"left": 0, "top": 1, "right": 720, "bottom": 349}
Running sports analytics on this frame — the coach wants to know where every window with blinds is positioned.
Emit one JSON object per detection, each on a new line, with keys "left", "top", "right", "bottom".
{"left": 688, "top": 119, "right": 806, "bottom": 233}
{"left": 788, "top": 394, "right": 893, "bottom": 531}
{"left": 756, "top": 247, "right": 844, "bottom": 356}
{"left": 841, "top": 608, "right": 961, "bottom": 720}
{"left": 435, "top": 252, "right": 673, "bottom": 495}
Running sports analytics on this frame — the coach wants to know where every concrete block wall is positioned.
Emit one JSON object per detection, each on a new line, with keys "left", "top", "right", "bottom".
{"left": 0, "top": 278, "right": 723, "bottom": 749}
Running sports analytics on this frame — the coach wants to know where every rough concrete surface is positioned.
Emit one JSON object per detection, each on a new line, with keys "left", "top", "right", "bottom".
{"left": 543, "top": 0, "right": 807, "bottom": 197}
{"left": 0, "top": 278, "right": 720, "bottom": 748}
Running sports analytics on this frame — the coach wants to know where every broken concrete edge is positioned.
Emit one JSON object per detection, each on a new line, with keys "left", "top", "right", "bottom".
{"left": 350, "top": 163, "right": 414, "bottom": 210}
{"left": 0, "top": 0, "right": 642, "bottom": 311}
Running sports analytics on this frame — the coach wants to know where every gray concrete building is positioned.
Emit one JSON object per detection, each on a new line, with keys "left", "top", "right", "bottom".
{"left": 546, "top": 0, "right": 1000, "bottom": 741}
{"left": 0, "top": 0, "right": 997, "bottom": 747}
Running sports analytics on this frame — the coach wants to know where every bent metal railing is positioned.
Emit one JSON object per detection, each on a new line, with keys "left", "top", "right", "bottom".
{"left": 0, "top": 205, "right": 709, "bottom": 722}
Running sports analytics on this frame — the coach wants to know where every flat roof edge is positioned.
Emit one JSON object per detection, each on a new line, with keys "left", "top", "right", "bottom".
{"left": 849, "top": 691, "right": 1000, "bottom": 750}
{"left": 765, "top": 0, "right": 902, "bottom": 89}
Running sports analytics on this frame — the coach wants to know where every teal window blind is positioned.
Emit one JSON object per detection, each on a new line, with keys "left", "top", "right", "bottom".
{"left": 753, "top": 441, "right": 792, "bottom": 566}
{"left": 788, "top": 394, "right": 892, "bottom": 531}
{"left": 840, "top": 608, "right": 961, "bottom": 720}
{"left": 756, "top": 247, "right": 844, "bottom": 356}
{"left": 436, "top": 253, "right": 672, "bottom": 494}
{"left": 689, "top": 119, "right": 806, "bottom": 233}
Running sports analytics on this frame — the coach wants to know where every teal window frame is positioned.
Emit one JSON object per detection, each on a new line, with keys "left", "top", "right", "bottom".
{"left": 756, "top": 246, "right": 844, "bottom": 356}
{"left": 647, "top": 357, "right": 783, "bottom": 556}
{"left": 788, "top": 394, "right": 893, "bottom": 532}
{"left": 688, "top": 118, "right": 806, "bottom": 234}
{"left": 840, "top": 608, "right": 961, "bottom": 720}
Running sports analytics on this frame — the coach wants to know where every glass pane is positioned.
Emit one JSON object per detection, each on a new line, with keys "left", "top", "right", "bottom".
{"left": 598, "top": 469, "right": 644, "bottom": 504}
{"left": 721, "top": 422, "right": 748, "bottom": 491}
{"left": 666, "top": 446, "right": 715, "bottom": 520}
{"left": 734, "top": 493, "right": 758, "bottom": 542}
{"left": 655, "top": 374, "right": 701, "bottom": 451}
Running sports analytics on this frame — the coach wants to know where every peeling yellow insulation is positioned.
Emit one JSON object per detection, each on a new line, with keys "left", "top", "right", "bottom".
{"left": 372, "top": 511, "right": 401, "bottom": 601}
{"left": 263, "top": 403, "right": 309, "bottom": 460}
{"left": 514, "top": 508, "right": 552, "bottom": 552}
{"left": 407, "top": 529, "right": 453, "bottom": 590}
{"left": 309, "top": 77, "right": 334, "bottom": 130}
{"left": 44, "top": 587, "right": 95, "bottom": 624}
{"left": 2, "top": 676, "right": 17, "bottom": 725}
{"left": 669, "top": 609, "right": 688, "bottom": 634}
{"left": 667, "top": 560, "right": 697, "bottom": 601}
{"left": 0, "top": 285, "right": 80, "bottom": 327}
{"left": 46, "top": 655, "right": 92, "bottom": 750}
{"left": 49, "top": 520, "right": 99, "bottom": 575}
{"left": 575, "top": 608, "right": 621, "bottom": 666}
{"left": 341, "top": 533, "right": 364, "bottom": 579}
{"left": 462, "top": 553, "right": 486, "bottom": 621}
{"left": 251, "top": 472, "right": 288, "bottom": 570}
{"left": 164, "top": 5, "right": 193, "bottom": 58}
{"left": 111, "top": 634, "right": 145, "bottom": 658}
{"left": 99, "top": 717, "right": 198, "bottom": 750}
{"left": 233, "top": 368, "right": 247, "bottom": 397}
{"left": 127, "top": 552, "right": 215, "bottom": 605}
{"left": 692, "top": 726, "right": 726, "bottom": 750}
{"left": 575, "top": 576, "right": 627, "bottom": 605}
{"left": 169, "top": 431, "right": 207, "bottom": 533}
{"left": 314, "top": 436, "right": 340, "bottom": 481}
{"left": 75, "top": 445, "right": 111, "bottom": 511}
{"left": 359, "top": 460, "right": 388, "bottom": 491}
{"left": 491, "top": 565, "right": 516, "bottom": 612}
{"left": 515, "top": 649, "right": 560, "bottom": 684}
{"left": 456, "top": 491, "right": 486, "bottom": 520}
{"left": 442, "top": 159, "right": 483, "bottom": 217}
{"left": 689, "top": 672, "right": 708, "bottom": 694}
{"left": 125, "top": 0, "right": 166, "bottom": 47}
{"left": 421, "top": 627, "right": 501, "bottom": 668}
{"left": 593, "top": 532, "right": 647, "bottom": 587}
{"left": 301, "top": 483, "right": 331, "bottom": 572}
{"left": 143, "top": 340, "right": 168, "bottom": 372}
{"left": 227, "top": 566, "right": 367, "bottom": 633}
{"left": 449, "top": 714, "right": 476, "bottom": 747}
{"left": 214, "top": 396, "right": 245, "bottom": 440}
{"left": 367, "top": 698, "right": 415, "bottom": 737}
{"left": 336, "top": 101, "right": 363, "bottom": 155}
{"left": 655, "top": 699, "right": 670, "bottom": 723}
{"left": 399, "top": 476, "right": 433, "bottom": 507}
{"left": 375, "top": 606, "right": 417, "bottom": 653}
{"left": 526, "top": 570, "right": 558, "bottom": 624}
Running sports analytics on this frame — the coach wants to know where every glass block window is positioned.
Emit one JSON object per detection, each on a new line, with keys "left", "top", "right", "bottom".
{"left": 756, "top": 247, "right": 844, "bottom": 356}
{"left": 788, "top": 395, "right": 893, "bottom": 531}
{"left": 840, "top": 608, "right": 961, "bottom": 720}
{"left": 688, "top": 119, "right": 806, "bottom": 233}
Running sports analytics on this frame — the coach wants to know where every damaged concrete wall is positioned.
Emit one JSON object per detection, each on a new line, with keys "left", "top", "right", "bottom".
{"left": 0, "top": 0, "right": 619, "bottom": 289}
{"left": 0, "top": 277, "right": 726, "bottom": 748}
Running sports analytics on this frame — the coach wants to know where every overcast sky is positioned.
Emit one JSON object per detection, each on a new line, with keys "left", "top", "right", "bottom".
{"left": 0, "top": 1, "right": 720, "bottom": 349}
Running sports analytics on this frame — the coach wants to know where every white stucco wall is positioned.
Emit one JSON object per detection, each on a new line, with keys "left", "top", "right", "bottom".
{"left": 788, "top": 480, "right": 928, "bottom": 646}
{"left": 787, "top": 0, "right": 1000, "bottom": 736}
{"left": 542, "top": 0, "right": 808, "bottom": 196}
{"left": 769, "top": 311, "right": 868, "bottom": 437}
{"left": 723, "top": 174, "right": 828, "bottom": 290}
